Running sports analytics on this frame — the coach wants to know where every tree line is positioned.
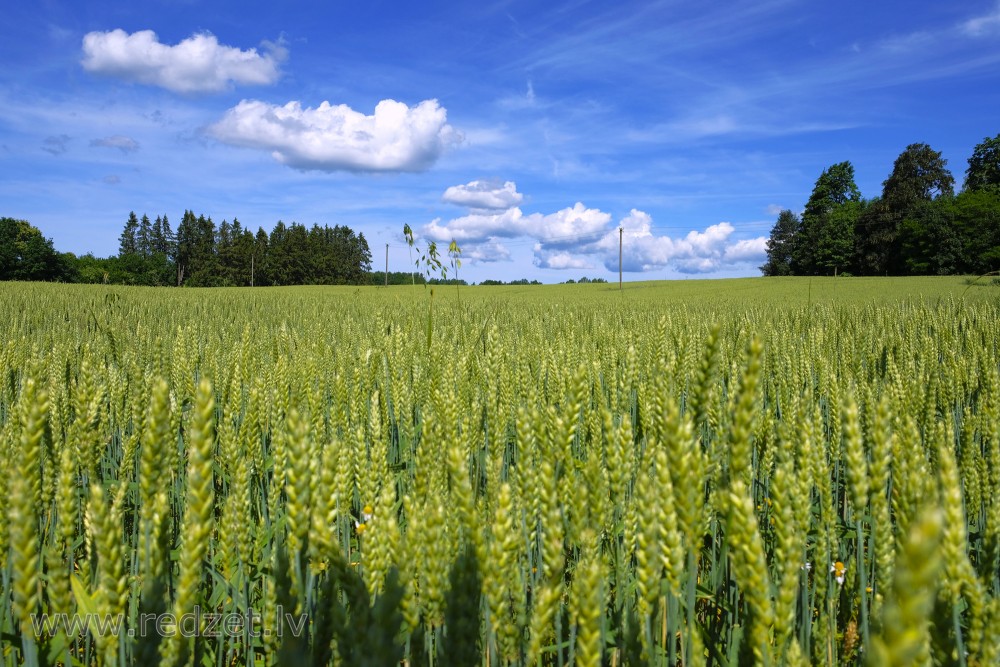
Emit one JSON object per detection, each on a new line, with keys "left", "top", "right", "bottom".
{"left": 761, "top": 134, "right": 1000, "bottom": 276}
{"left": 368, "top": 271, "right": 472, "bottom": 286}
{"left": 1, "top": 211, "right": 373, "bottom": 286}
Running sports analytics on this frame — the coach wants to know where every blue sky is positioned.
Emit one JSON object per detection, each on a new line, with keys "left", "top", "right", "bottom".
{"left": 2, "top": 1, "right": 999, "bottom": 282}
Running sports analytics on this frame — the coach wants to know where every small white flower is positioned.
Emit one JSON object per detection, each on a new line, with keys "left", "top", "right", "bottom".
{"left": 831, "top": 561, "right": 847, "bottom": 585}
{"left": 801, "top": 562, "right": 812, "bottom": 571}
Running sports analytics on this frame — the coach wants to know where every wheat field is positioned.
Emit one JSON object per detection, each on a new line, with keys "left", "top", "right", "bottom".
{"left": 1, "top": 278, "right": 998, "bottom": 666}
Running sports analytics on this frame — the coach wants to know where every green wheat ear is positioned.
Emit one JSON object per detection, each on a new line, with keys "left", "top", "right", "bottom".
{"left": 866, "top": 507, "right": 944, "bottom": 667}
{"left": 9, "top": 474, "right": 40, "bottom": 638}
{"left": 160, "top": 377, "right": 216, "bottom": 667}
{"left": 87, "top": 482, "right": 126, "bottom": 665}
{"left": 726, "top": 479, "right": 775, "bottom": 666}
{"left": 10, "top": 375, "right": 47, "bottom": 642}
{"left": 139, "top": 378, "right": 172, "bottom": 519}
{"left": 570, "top": 539, "right": 605, "bottom": 667}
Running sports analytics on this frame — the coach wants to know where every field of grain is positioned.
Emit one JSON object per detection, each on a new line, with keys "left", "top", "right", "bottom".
{"left": 1, "top": 277, "right": 998, "bottom": 666}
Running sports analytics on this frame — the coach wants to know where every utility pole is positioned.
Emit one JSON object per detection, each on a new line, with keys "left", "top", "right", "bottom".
{"left": 619, "top": 226, "right": 623, "bottom": 291}
{"left": 251, "top": 253, "right": 254, "bottom": 287}
{"left": 385, "top": 244, "right": 389, "bottom": 287}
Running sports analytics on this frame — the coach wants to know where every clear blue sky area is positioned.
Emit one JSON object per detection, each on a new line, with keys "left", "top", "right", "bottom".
{"left": 2, "top": 1, "right": 999, "bottom": 281}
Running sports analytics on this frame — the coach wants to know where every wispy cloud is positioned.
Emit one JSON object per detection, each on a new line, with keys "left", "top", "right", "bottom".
{"left": 42, "top": 134, "right": 71, "bottom": 155}
{"left": 513, "top": 2, "right": 1000, "bottom": 158}
{"left": 627, "top": 113, "right": 859, "bottom": 145}
{"left": 498, "top": 80, "right": 538, "bottom": 110}
{"left": 91, "top": 135, "right": 140, "bottom": 153}
{"left": 501, "top": 0, "right": 799, "bottom": 79}
{"left": 209, "top": 99, "right": 461, "bottom": 172}
{"left": 81, "top": 29, "right": 286, "bottom": 93}
{"left": 963, "top": 1, "right": 1000, "bottom": 36}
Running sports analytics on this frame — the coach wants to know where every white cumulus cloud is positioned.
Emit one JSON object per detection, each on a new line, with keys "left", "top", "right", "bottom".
{"left": 424, "top": 208, "right": 525, "bottom": 242}
{"left": 585, "top": 210, "right": 768, "bottom": 274}
{"left": 424, "top": 201, "right": 611, "bottom": 246}
{"left": 724, "top": 237, "right": 768, "bottom": 262}
{"left": 464, "top": 239, "right": 512, "bottom": 264}
{"left": 81, "top": 29, "right": 285, "bottom": 93}
{"left": 442, "top": 179, "right": 523, "bottom": 210}
{"left": 209, "top": 98, "right": 460, "bottom": 172}
{"left": 526, "top": 203, "right": 613, "bottom": 247}
{"left": 533, "top": 247, "right": 595, "bottom": 270}
{"left": 420, "top": 190, "right": 765, "bottom": 274}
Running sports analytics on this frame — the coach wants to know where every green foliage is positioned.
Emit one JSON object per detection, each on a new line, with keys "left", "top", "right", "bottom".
{"left": 858, "top": 142, "right": 954, "bottom": 275}
{"left": 6, "top": 211, "right": 373, "bottom": 287}
{"left": 792, "top": 162, "right": 861, "bottom": 275}
{"left": 900, "top": 198, "right": 962, "bottom": 275}
{"left": 897, "top": 188, "right": 1000, "bottom": 275}
{"left": 403, "top": 223, "right": 458, "bottom": 284}
{"left": 814, "top": 199, "right": 863, "bottom": 275}
{"left": 440, "top": 548, "right": 482, "bottom": 667}
{"left": 761, "top": 209, "right": 799, "bottom": 276}
{"left": 370, "top": 270, "right": 428, "bottom": 285}
{"left": 882, "top": 142, "right": 955, "bottom": 211}
{"left": 478, "top": 278, "right": 542, "bottom": 285}
{"left": 964, "top": 133, "right": 1000, "bottom": 193}
{"left": 803, "top": 161, "right": 862, "bottom": 215}
{"left": 953, "top": 187, "right": 1000, "bottom": 273}
{"left": 448, "top": 239, "right": 462, "bottom": 282}
{"left": 853, "top": 197, "right": 899, "bottom": 275}
{"left": 329, "top": 563, "right": 406, "bottom": 667}
{"left": 765, "top": 139, "right": 998, "bottom": 277}
{"left": 563, "top": 276, "right": 607, "bottom": 284}
{"left": 0, "top": 217, "right": 74, "bottom": 282}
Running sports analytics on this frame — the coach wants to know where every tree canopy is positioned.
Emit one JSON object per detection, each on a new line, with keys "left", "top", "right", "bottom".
{"left": 761, "top": 209, "right": 798, "bottom": 276}
{"left": 791, "top": 162, "right": 862, "bottom": 275}
{"left": 0, "top": 218, "right": 74, "bottom": 282}
{"left": 882, "top": 143, "right": 955, "bottom": 210}
{"left": 965, "top": 134, "right": 1000, "bottom": 193}
{"left": 764, "top": 137, "right": 1000, "bottom": 277}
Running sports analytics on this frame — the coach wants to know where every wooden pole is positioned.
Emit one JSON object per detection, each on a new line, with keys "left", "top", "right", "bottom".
{"left": 385, "top": 243, "right": 389, "bottom": 287}
{"left": 619, "top": 226, "right": 623, "bottom": 291}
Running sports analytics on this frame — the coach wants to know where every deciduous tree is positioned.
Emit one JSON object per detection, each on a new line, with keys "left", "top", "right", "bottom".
{"left": 964, "top": 134, "right": 1000, "bottom": 193}
{"left": 793, "top": 162, "right": 861, "bottom": 274}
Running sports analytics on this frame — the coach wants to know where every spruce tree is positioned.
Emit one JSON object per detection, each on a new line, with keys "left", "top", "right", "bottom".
{"left": 119, "top": 211, "right": 139, "bottom": 256}
{"left": 761, "top": 209, "right": 799, "bottom": 276}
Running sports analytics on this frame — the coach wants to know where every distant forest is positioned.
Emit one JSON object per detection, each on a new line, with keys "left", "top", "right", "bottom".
{"left": 7, "top": 133, "right": 999, "bottom": 285}
{"left": 1, "top": 211, "right": 374, "bottom": 286}
{"left": 762, "top": 134, "right": 1000, "bottom": 276}
{"left": 1, "top": 214, "right": 573, "bottom": 287}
